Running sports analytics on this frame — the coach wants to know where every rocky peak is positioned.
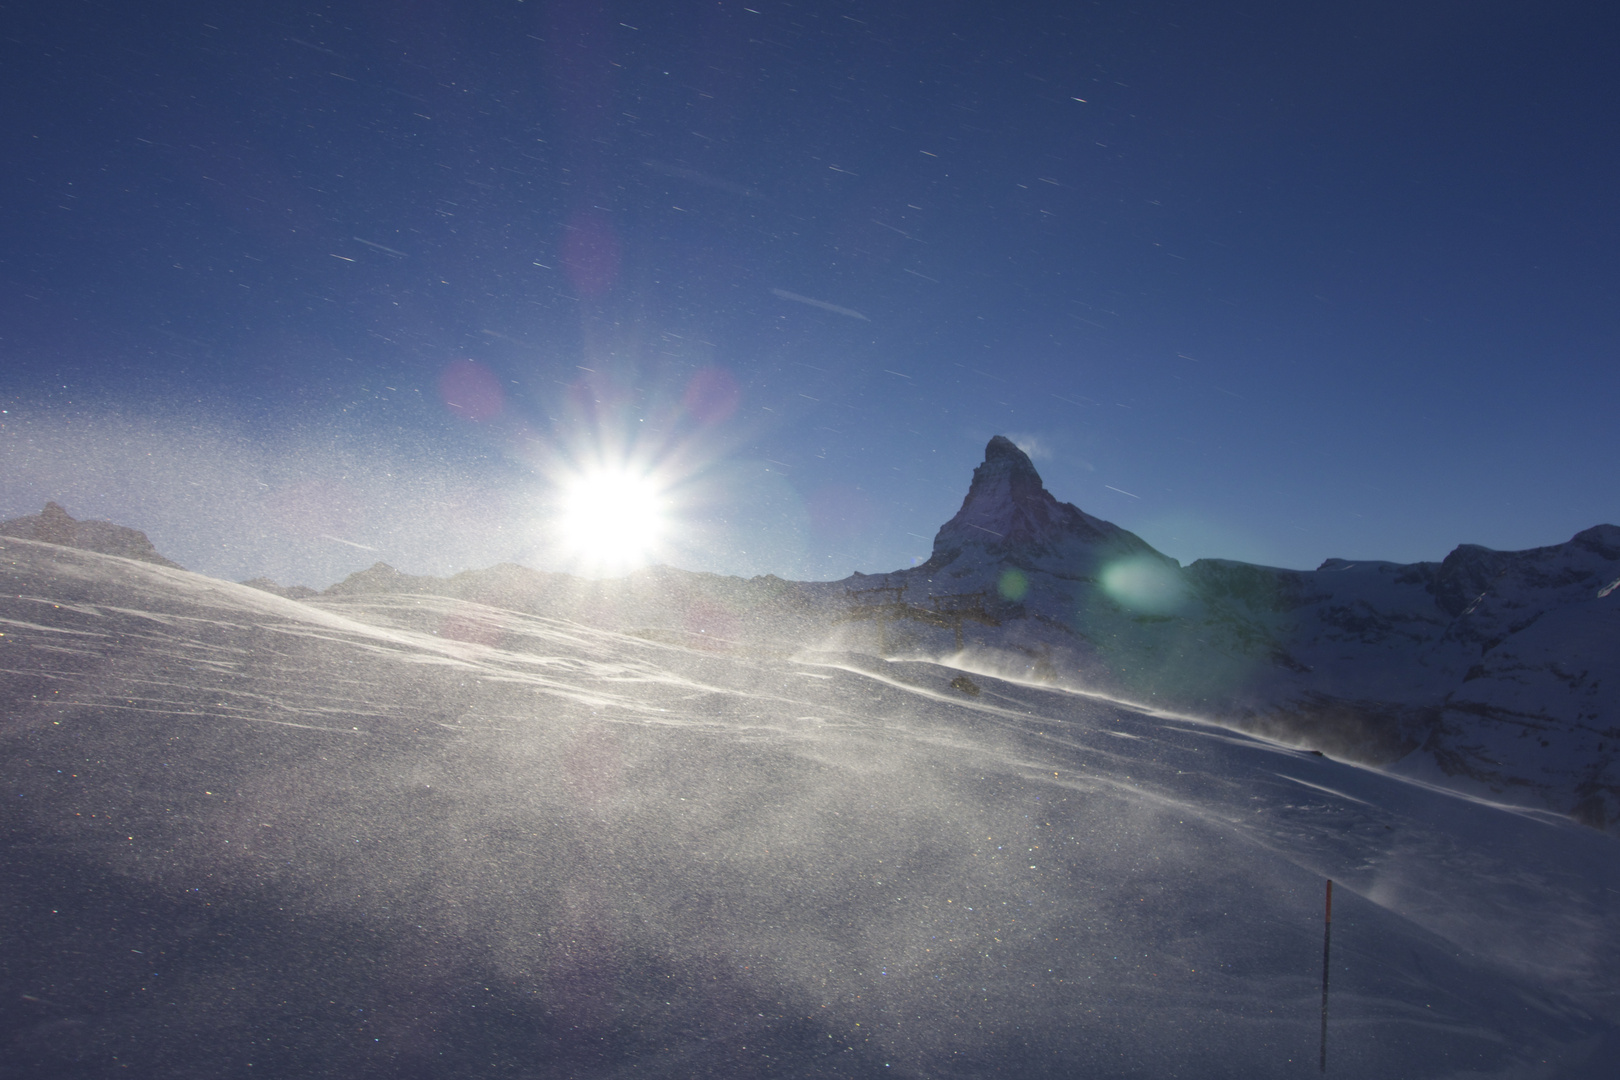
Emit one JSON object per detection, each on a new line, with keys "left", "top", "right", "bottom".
{"left": 0, "top": 501, "right": 182, "bottom": 568}
{"left": 36, "top": 501, "right": 77, "bottom": 545}
{"left": 927, "top": 436, "right": 1158, "bottom": 569}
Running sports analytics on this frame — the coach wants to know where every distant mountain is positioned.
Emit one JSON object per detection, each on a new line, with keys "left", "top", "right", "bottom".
{"left": 0, "top": 501, "right": 182, "bottom": 569}
{"left": 263, "top": 559, "right": 827, "bottom": 651}
{"left": 924, "top": 434, "right": 1161, "bottom": 573}
{"left": 838, "top": 437, "right": 1620, "bottom": 833}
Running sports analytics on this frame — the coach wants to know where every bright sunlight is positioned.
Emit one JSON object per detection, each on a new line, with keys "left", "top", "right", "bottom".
{"left": 558, "top": 467, "right": 668, "bottom": 570}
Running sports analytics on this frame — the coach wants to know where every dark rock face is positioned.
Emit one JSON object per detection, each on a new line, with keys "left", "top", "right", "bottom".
{"left": 927, "top": 436, "right": 1156, "bottom": 569}
{"left": 0, "top": 502, "right": 182, "bottom": 569}
{"left": 1235, "top": 693, "right": 1437, "bottom": 764}
{"left": 1573, "top": 525, "right": 1620, "bottom": 561}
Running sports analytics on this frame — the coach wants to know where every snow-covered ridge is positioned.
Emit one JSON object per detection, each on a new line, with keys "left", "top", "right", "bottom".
{"left": 7, "top": 450, "right": 1617, "bottom": 834}
{"left": 851, "top": 440, "right": 1620, "bottom": 833}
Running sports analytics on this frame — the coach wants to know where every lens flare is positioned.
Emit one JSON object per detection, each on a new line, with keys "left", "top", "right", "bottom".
{"left": 998, "top": 567, "right": 1029, "bottom": 601}
{"left": 559, "top": 467, "right": 667, "bottom": 570}
{"left": 1099, "top": 555, "right": 1186, "bottom": 614}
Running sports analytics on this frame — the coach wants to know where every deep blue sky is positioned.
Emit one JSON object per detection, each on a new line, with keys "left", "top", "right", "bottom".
{"left": 3, "top": 0, "right": 1617, "bottom": 586}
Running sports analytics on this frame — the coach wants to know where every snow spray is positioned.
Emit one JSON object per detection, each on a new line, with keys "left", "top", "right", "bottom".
{"left": 1320, "top": 878, "right": 1333, "bottom": 1071}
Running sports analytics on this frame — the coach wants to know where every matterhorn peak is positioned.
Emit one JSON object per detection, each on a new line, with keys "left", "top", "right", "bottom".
{"left": 926, "top": 436, "right": 1160, "bottom": 571}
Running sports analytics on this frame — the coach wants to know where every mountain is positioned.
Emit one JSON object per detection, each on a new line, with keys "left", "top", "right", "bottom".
{"left": 0, "top": 501, "right": 182, "bottom": 568}
{"left": 924, "top": 434, "right": 1161, "bottom": 573}
{"left": 819, "top": 439, "right": 1620, "bottom": 833}
{"left": 2, "top": 533, "right": 1617, "bottom": 1077}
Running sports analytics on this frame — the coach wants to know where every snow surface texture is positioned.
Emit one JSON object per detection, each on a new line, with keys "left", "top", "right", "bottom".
{"left": 2, "top": 536, "right": 1619, "bottom": 1077}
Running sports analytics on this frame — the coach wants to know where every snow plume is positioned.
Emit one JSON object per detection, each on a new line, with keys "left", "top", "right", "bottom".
{"left": 1004, "top": 431, "right": 1053, "bottom": 460}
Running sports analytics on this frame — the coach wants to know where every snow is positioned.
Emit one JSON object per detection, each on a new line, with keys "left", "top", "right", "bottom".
{"left": 3, "top": 536, "right": 1617, "bottom": 1077}
{"left": 798, "top": 442, "right": 1620, "bottom": 834}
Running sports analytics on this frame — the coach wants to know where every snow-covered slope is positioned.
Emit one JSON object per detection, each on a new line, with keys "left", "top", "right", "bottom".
{"left": 1, "top": 536, "right": 1617, "bottom": 1077}
{"left": 1196, "top": 528, "right": 1620, "bottom": 829}
{"left": 808, "top": 440, "right": 1619, "bottom": 834}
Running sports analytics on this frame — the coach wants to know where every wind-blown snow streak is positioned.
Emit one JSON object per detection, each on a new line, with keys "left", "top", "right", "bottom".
{"left": 771, "top": 287, "right": 871, "bottom": 321}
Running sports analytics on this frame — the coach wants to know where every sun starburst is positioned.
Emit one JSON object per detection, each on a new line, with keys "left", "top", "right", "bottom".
{"left": 556, "top": 465, "right": 668, "bottom": 572}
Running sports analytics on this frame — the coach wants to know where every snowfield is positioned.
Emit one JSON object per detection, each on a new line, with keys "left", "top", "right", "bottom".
{"left": 3, "top": 536, "right": 1617, "bottom": 1078}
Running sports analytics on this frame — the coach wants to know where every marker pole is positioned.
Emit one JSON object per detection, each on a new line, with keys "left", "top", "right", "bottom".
{"left": 1320, "top": 878, "right": 1333, "bottom": 1072}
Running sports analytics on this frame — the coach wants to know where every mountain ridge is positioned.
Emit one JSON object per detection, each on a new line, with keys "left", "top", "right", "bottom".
{"left": 5, "top": 440, "right": 1616, "bottom": 832}
{"left": 0, "top": 501, "right": 182, "bottom": 569}
{"left": 875, "top": 439, "right": 1620, "bottom": 832}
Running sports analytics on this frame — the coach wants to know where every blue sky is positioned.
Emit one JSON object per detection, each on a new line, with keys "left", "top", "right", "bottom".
{"left": 3, "top": 0, "right": 1617, "bottom": 586}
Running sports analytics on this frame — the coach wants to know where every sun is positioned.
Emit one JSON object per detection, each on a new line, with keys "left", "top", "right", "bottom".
{"left": 558, "top": 466, "right": 668, "bottom": 570}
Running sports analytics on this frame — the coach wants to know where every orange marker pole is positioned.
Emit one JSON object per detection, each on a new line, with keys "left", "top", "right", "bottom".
{"left": 1320, "top": 879, "right": 1333, "bottom": 1072}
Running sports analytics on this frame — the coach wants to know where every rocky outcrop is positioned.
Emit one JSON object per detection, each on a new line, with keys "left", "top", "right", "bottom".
{"left": 0, "top": 501, "right": 182, "bottom": 568}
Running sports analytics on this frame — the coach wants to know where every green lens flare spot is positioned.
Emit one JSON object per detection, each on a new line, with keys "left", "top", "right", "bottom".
{"left": 997, "top": 568, "right": 1029, "bottom": 601}
{"left": 1099, "top": 556, "right": 1186, "bottom": 614}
